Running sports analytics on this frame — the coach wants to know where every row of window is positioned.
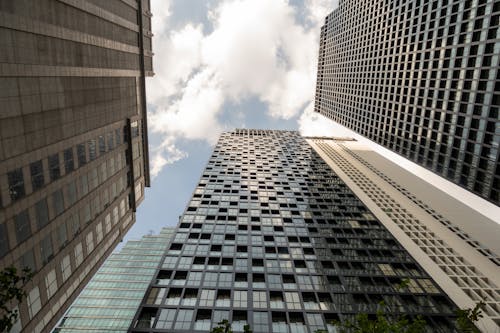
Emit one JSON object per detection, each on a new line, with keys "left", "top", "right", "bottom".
{"left": 4, "top": 127, "right": 123, "bottom": 205}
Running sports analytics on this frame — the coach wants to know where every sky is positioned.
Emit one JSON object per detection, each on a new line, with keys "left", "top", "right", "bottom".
{"left": 122, "top": 0, "right": 499, "bottom": 245}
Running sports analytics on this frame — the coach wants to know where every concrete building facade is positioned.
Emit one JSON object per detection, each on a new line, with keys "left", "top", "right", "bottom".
{"left": 314, "top": 0, "right": 500, "bottom": 205}
{"left": 0, "top": 1, "right": 153, "bottom": 332}
{"left": 308, "top": 137, "right": 500, "bottom": 331}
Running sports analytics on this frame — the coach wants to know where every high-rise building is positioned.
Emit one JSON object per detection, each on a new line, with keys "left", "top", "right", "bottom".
{"left": 307, "top": 137, "right": 500, "bottom": 331}
{"left": 53, "top": 228, "right": 174, "bottom": 333}
{"left": 0, "top": 1, "right": 153, "bottom": 332}
{"left": 129, "top": 129, "right": 456, "bottom": 333}
{"left": 314, "top": 0, "right": 500, "bottom": 205}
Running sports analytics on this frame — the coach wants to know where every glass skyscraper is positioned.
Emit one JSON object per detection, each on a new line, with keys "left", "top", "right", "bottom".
{"left": 314, "top": 0, "right": 500, "bottom": 205}
{"left": 0, "top": 1, "right": 153, "bottom": 332}
{"left": 129, "top": 129, "right": 456, "bottom": 332}
{"left": 53, "top": 228, "right": 174, "bottom": 333}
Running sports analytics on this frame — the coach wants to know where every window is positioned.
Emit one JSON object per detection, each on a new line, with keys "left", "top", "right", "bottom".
{"left": 199, "top": 289, "right": 215, "bottom": 307}
{"left": 88, "top": 139, "right": 96, "bottom": 160}
{"left": 156, "top": 309, "right": 175, "bottom": 329}
{"left": 107, "top": 132, "right": 114, "bottom": 151}
{"left": 77, "top": 143, "right": 86, "bottom": 166}
{"left": 64, "top": 148, "right": 74, "bottom": 173}
{"left": 213, "top": 310, "right": 230, "bottom": 327}
{"left": 40, "top": 235, "right": 53, "bottom": 265}
{"left": 74, "top": 242, "right": 83, "bottom": 266}
{"left": 34, "top": 198, "right": 50, "bottom": 229}
{"left": 8, "top": 168, "right": 25, "bottom": 201}
{"left": 306, "top": 313, "right": 325, "bottom": 331}
{"left": 285, "top": 292, "right": 302, "bottom": 309}
{"left": 27, "top": 286, "right": 41, "bottom": 318}
{"left": 187, "top": 271, "right": 202, "bottom": 285}
{"left": 52, "top": 189, "right": 65, "bottom": 216}
{"left": 30, "top": 160, "right": 44, "bottom": 191}
{"left": 194, "top": 310, "right": 211, "bottom": 331}
{"left": 66, "top": 181, "right": 77, "bottom": 206}
{"left": 0, "top": 224, "right": 8, "bottom": 257}
{"left": 61, "top": 255, "right": 71, "bottom": 281}
{"left": 253, "top": 291, "right": 267, "bottom": 308}
{"left": 14, "top": 210, "right": 31, "bottom": 243}
{"left": 98, "top": 135, "right": 106, "bottom": 153}
{"left": 253, "top": 312, "right": 269, "bottom": 332}
{"left": 146, "top": 287, "right": 165, "bottom": 305}
{"left": 57, "top": 223, "right": 67, "bottom": 249}
{"left": 165, "top": 288, "right": 181, "bottom": 305}
{"left": 48, "top": 154, "right": 60, "bottom": 181}
{"left": 20, "top": 249, "right": 36, "bottom": 272}
{"left": 233, "top": 290, "right": 247, "bottom": 307}
{"left": 174, "top": 309, "right": 194, "bottom": 330}
{"left": 182, "top": 289, "right": 198, "bottom": 306}
{"left": 204, "top": 272, "right": 218, "bottom": 287}
{"left": 95, "top": 222, "right": 103, "bottom": 243}
{"left": 215, "top": 290, "right": 231, "bottom": 307}
{"left": 45, "top": 269, "right": 57, "bottom": 299}
{"left": 218, "top": 272, "right": 232, "bottom": 287}
{"left": 86, "top": 232, "right": 94, "bottom": 253}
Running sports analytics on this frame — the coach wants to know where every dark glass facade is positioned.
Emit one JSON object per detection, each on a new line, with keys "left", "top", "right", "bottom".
{"left": 130, "top": 129, "right": 455, "bottom": 333}
{"left": 0, "top": 1, "right": 153, "bottom": 332}
{"left": 314, "top": 0, "right": 500, "bottom": 205}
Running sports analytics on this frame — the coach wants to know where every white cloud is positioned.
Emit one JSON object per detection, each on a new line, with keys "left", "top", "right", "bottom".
{"left": 147, "top": 0, "right": 339, "bottom": 177}
{"left": 298, "top": 102, "right": 353, "bottom": 137}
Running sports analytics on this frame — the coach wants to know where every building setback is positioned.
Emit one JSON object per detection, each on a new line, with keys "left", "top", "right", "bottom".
{"left": 0, "top": 1, "right": 153, "bottom": 332}
{"left": 129, "top": 129, "right": 456, "bottom": 333}
{"left": 307, "top": 137, "right": 500, "bottom": 332}
{"left": 314, "top": 0, "right": 500, "bottom": 205}
{"left": 53, "top": 228, "right": 174, "bottom": 333}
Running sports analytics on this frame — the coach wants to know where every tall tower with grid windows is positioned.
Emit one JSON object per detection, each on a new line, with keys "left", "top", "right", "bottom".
{"left": 129, "top": 129, "right": 458, "bottom": 333}
{"left": 0, "top": 1, "right": 153, "bottom": 332}
{"left": 314, "top": 0, "right": 500, "bottom": 205}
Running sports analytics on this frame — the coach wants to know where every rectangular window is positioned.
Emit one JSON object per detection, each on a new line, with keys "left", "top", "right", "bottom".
{"left": 61, "top": 254, "right": 71, "bottom": 281}
{"left": 88, "top": 139, "right": 96, "bottom": 161}
{"left": 0, "top": 224, "right": 9, "bottom": 257}
{"left": 52, "top": 189, "right": 65, "bottom": 216}
{"left": 107, "top": 132, "right": 114, "bottom": 151}
{"left": 8, "top": 168, "right": 25, "bottom": 201}
{"left": 115, "top": 128, "right": 122, "bottom": 146}
{"left": 27, "top": 286, "right": 41, "bottom": 319}
{"left": 20, "top": 249, "right": 36, "bottom": 272}
{"left": 64, "top": 148, "right": 74, "bottom": 173}
{"left": 74, "top": 242, "right": 83, "bottom": 266}
{"left": 86, "top": 232, "right": 94, "bottom": 253}
{"left": 194, "top": 310, "right": 212, "bottom": 331}
{"left": 199, "top": 289, "right": 216, "bottom": 307}
{"left": 174, "top": 309, "right": 194, "bottom": 330}
{"left": 233, "top": 290, "right": 248, "bottom": 307}
{"left": 285, "top": 292, "right": 302, "bottom": 310}
{"left": 57, "top": 222, "right": 67, "bottom": 249}
{"left": 156, "top": 309, "right": 176, "bottom": 329}
{"left": 40, "top": 235, "right": 53, "bottom": 265}
{"left": 35, "top": 198, "right": 50, "bottom": 229}
{"left": 253, "top": 312, "right": 269, "bottom": 332}
{"left": 131, "top": 121, "right": 139, "bottom": 137}
{"left": 77, "top": 143, "right": 86, "bottom": 166}
{"left": 66, "top": 181, "right": 77, "bottom": 206}
{"left": 98, "top": 135, "right": 106, "bottom": 153}
{"left": 48, "top": 154, "right": 61, "bottom": 181}
{"left": 253, "top": 291, "right": 267, "bottom": 308}
{"left": 14, "top": 210, "right": 31, "bottom": 243}
{"left": 45, "top": 269, "right": 57, "bottom": 299}
{"left": 30, "top": 160, "right": 44, "bottom": 191}
{"left": 95, "top": 222, "right": 103, "bottom": 243}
